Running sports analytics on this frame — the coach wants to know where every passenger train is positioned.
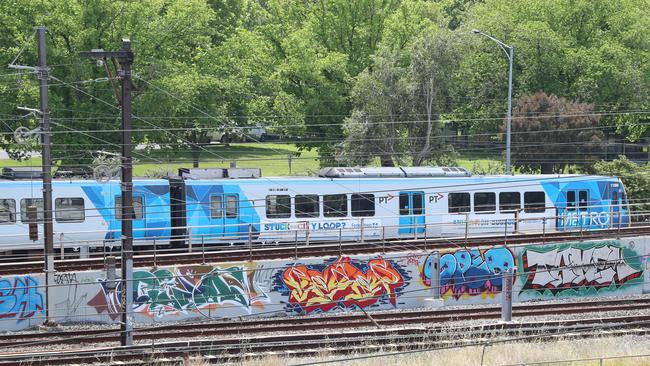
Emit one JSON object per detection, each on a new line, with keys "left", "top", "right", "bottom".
{"left": 0, "top": 166, "right": 630, "bottom": 250}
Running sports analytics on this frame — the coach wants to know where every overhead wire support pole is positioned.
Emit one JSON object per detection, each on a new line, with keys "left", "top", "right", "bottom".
{"left": 36, "top": 26, "right": 55, "bottom": 326}
{"left": 80, "top": 39, "right": 134, "bottom": 346}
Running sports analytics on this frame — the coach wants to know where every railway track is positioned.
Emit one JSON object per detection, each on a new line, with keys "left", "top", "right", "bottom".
{"left": 1, "top": 297, "right": 649, "bottom": 352}
{"left": 0, "top": 225, "right": 645, "bottom": 275}
{"left": 2, "top": 309, "right": 649, "bottom": 365}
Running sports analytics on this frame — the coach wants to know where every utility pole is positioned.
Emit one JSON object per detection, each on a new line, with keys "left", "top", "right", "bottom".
{"left": 424, "top": 251, "right": 443, "bottom": 308}
{"left": 505, "top": 46, "right": 513, "bottom": 175}
{"left": 471, "top": 29, "right": 514, "bottom": 174}
{"left": 8, "top": 26, "right": 55, "bottom": 324}
{"left": 80, "top": 39, "right": 134, "bottom": 346}
{"left": 501, "top": 267, "right": 513, "bottom": 321}
{"left": 36, "top": 26, "right": 55, "bottom": 326}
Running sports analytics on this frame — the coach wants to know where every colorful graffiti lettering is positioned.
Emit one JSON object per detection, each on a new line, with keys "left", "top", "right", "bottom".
{"left": 421, "top": 248, "right": 515, "bottom": 300}
{"left": 0, "top": 276, "right": 44, "bottom": 322}
{"left": 88, "top": 264, "right": 269, "bottom": 320}
{"left": 274, "top": 256, "right": 409, "bottom": 314}
{"left": 519, "top": 243, "right": 642, "bottom": 296}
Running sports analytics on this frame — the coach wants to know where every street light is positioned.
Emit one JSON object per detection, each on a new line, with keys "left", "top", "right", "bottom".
{"left": 472, "top": 29, "right": 514, "bottom": 175}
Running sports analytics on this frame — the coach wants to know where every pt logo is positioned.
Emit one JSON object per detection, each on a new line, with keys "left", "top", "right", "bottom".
{"left": 378, "top": 193, "right": 395, "bottom": 204}
{"left": 429, "top": 193, "right": 444, "bottom": 204}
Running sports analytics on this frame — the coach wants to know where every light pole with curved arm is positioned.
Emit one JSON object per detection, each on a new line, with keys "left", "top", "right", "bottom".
{"left": 472, "top": 29, "right": 514, "bottom": 174}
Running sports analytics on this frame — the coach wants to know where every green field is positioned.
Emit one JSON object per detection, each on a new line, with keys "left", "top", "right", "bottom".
{"left": 0, "top": 143, "right": 500, "bottom": 177}
{"left": 133, "top": 143, "right": 319, "bottom": 177}
{"left": 0, "top": 143, "right": 320, "bottom": 177}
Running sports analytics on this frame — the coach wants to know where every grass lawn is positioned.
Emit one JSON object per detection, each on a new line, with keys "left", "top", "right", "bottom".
{"left": 0, "top": 143, "right": 501, "bottom": 177}
{"left": 457, "top": 153, "right": 503, "bottom": 173}
{"left": 0, "top": 156, "right": 42, "bottom": 168}
{"left": 133, "top": 143, "right": 320, "bottom": 177}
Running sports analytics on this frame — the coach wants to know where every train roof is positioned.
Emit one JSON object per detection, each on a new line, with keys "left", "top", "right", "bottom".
{"left": 0, "top": 165, "right": 619, "bottom": 185}
{"left": 0, "top": 174, "right": 619, "bottom": 183}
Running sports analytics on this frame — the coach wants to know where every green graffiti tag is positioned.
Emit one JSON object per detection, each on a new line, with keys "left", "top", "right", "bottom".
{"left": 89, "top": 264, "right": 270, "bottom": 320}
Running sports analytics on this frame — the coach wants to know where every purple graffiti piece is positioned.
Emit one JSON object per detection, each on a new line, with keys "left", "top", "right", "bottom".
{"left": 439, "top": 254, "right": 457, "bottom": 286}
{"left": 453, "top": 251, "right": 471, "bottom": 273}
{"left": 424, "top": 248, "right": 515, "bottom": 300}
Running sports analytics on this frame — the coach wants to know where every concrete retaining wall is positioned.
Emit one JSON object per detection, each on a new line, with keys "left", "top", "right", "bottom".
{"left": 2, "top": 236, "right": 648, "bottom": 331}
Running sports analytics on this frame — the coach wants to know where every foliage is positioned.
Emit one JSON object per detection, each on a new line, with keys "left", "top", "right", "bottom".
{"left": 341, "top": 19, "right": 465, "bottom": 166}
{"left": 0, "top": 0, "right": 648, "bottom": 171}
{"left": 509, "top": 91, "right": 604, "bottom": 174}
{"left": 458, "top": 0, "right": 650, "bottom": 138}
{"left": 471, "top": 160, "right": 505, "bottom": 175}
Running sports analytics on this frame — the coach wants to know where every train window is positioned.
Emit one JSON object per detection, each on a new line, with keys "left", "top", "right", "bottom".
{"left": 566, "top": 191, "right": 576, "bottom": 211}
{"left": 210, "top": 196, "right": 222, "bottom": 219}
{"left": 524, "top": 192, "right": 546, "bottom": 213}
{"left": 295, "top": 195, "right": 319, "bottom": 218}
{"left": 612, "top": 190, "right": 619, "bottom": 204}
{"left": 115, "top": 196, "right": 144, "bottom": 220}
{"left": 474, "top": 192, "right": 496, "bottom": 213}
{"left": 448, "top": 193, "right": 470, "bottom": 213}
{"left": 0, "top": 199, "right": 16, "bottom": 224}
{"left": 266, "top": 195, "right": 291, "bottom": 218}
{"left": 578, "top": 190, "right": 588, "bottom": 211}
{"left": 351, "top": 194, "right": 375, "bottom": 217}
{"left": 413, "top": 193, "right": 424, "bottom": 215}
{"left": 225, "top": 195, "right": 238, "bottom": 218}
{"left": 20, "top": 198, "right": 44, "bottom": 223}
{"left": 323, "top": 194, "right": 347, "bottom": 217}
{"left": 399, "top": 193, "right": 409, "bottom": 215}
{"left": 499, "top": 192, "right": 520, "bottom": 212}
{"left": 55, "top": 198, "right": 85, "bottom": 222}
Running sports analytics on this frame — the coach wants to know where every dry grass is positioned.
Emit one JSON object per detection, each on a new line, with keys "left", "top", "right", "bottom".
{"left": 191, "top": 335, "right": 650, "bottom": 366}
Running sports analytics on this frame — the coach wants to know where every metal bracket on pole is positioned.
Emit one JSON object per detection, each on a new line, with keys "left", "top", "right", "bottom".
{"left": 105, "top": 256, "right": 117, "bottom": 290}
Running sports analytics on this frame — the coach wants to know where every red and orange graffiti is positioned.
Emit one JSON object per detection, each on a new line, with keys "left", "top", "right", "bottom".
{"left": 280, "top": 257, "right": 405, "bottom": 313}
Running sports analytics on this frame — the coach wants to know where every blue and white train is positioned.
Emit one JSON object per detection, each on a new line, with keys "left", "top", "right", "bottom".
{"left": 0, "top": 166, "right": 630, "bottom": 250}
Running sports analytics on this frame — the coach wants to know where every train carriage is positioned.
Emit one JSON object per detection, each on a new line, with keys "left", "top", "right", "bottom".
{"left": 0, "top": 166, "right": 630, "bottom": 250}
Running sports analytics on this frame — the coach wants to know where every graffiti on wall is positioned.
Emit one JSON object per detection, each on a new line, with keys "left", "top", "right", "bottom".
{"left": 421, "top": 248, "right": 515, "bottom": 300}
{"left": 519, "top": 242, "right": 643, "bottom": 296}
{"left": 274, "top": 256, "right": 409, "bottom": 314}
{"left": 88, "top": 264, "right": 269, "bottom": 320}
{"left": 0, "top": 276, "right": 44, "bottom": 322}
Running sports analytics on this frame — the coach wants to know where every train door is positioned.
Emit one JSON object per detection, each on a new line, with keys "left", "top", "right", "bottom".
{"left": 557, "top": 189, "right": 589, "bottom": 230}
{"left": 399, "top": 191, "right": 425, "bottom": 236}
{"left": 223, "top": 193, "right": 241, "bottom": 238}
{"left": 169, "top": 178, "right": 187, "bottom": 246}
{"left": 610, "top": 184, "right": 623, "bottom": 227}
{"left": 556, "top": 190, "right": 574, "bottom": 230}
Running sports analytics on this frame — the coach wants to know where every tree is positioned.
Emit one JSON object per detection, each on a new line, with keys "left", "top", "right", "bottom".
{"left": 0, "top": 0, "right": 219, "bottom": 167}
{"left": 509, "top": 91, "right": 604, "bottom": 174}
{"left": 458, "top": 0, "right": 650, "bottom": 141}
{"left": 341, "top": 27, "right": 463, "bottom": 166}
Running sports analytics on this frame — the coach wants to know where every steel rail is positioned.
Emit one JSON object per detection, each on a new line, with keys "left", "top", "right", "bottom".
{"left": 2, "top": 297, "right": 649, "bottom": 349}
{"left": 1, "top": 314, "right": 650, "bottom": 365}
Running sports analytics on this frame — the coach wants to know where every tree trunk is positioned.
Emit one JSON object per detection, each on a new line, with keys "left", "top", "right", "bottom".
{"left": 414, "top": 78, "right": 435, "bottom": 167}
{"left": 540, "top": 163, "right": 554, "bottom": 174}
{"left": 380, "top": 154, "right": 394, "bottom": 167}
{"left": 191, "top": 143, "right": 200, "bottom": 168}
